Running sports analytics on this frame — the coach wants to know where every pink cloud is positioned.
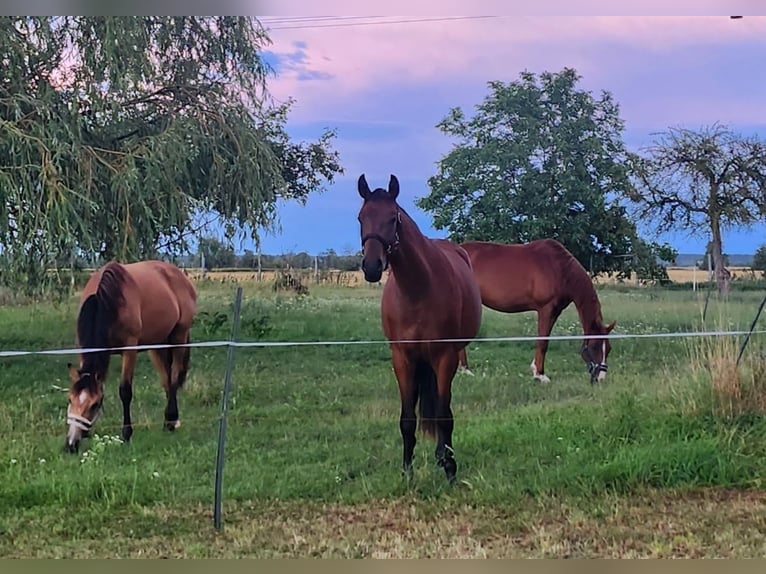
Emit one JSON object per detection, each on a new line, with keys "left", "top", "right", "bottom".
{"left": 263, "top": 16, "right": 766, "bottom": 127}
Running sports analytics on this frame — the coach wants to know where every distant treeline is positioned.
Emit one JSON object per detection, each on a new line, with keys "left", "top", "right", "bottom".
{"left": 62, "top": 248, "right": 363, "bottom": 272}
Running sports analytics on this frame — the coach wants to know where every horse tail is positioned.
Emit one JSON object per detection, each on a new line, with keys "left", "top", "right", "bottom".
{"left": 77, "top": 262, "right": 127, "bottom": 374}
{"left": 415, "top": 361, "right": 438, "bottom": 439}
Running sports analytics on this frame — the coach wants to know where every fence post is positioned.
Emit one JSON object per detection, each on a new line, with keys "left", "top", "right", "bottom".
{"left": 213, "top": 286, "right": 244, "bottom": 531}
{"left": 736, "top": 291, "right": 766, "bottom": 366}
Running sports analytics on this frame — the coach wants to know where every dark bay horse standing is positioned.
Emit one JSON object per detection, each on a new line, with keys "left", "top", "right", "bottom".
{"left": 64, "top": 260, "right": 197, "bottom": 453}
{"left": 459, "top": 239, "right": 616, "bottom": 384}
{"left": 357, "top": 174, "right": 482, "bottom": 482}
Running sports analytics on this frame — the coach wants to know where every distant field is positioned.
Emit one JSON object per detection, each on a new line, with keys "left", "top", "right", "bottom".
{"left": 1, "top": 280, "right": 765, "bottom": 557}
{"left": 186, "top": 265, "right": 762, "bottom": 288}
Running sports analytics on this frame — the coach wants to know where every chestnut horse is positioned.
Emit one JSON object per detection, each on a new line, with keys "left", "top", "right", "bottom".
{"left": 459, "top": 239, "right": 615, "bottom": 384}
{"left": 357, "top": 174, "right": 482, "bottom": 482}
{"left": 64, "top": 260, "right": 197, "bottom": 453}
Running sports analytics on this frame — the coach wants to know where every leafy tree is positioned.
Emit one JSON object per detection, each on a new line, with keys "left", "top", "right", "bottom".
{"left": 240, "top": 249, "right": 259, "bottom": 269}
{"left": 416, "top": 68, "right": 643, "bottom": 276}
{"left": 697, "top": 240, "right": 730, "bottom": 271}
{"left": 753, "top": 244, "right": 766, "bottom": 276}
{"left": 198, "top": 236, "right": 236, "bottom": 270}
{"left": 0, "top": 17, "right": 342, "bottom": 294}
{"left": 633, "top": 240, "right": 678, "bottom": 285}
{"left": 628, "top": 124, "right": 766, "bottom": 294}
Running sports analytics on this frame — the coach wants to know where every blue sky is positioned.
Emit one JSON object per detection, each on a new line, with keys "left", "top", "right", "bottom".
{"left": 231, "top": 16, "right": 766, "bottom": 256}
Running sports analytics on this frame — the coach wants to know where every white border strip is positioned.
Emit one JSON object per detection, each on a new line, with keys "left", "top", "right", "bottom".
{"left": 1, "top": 329, "right": 765, "bottom": 358}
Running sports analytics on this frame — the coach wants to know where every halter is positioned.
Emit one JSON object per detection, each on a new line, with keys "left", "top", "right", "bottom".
{"left": 67, "top": 407, "right": 97, "bottom": 432}
{"left": 66, "top": 397, "right": 102, "bottom": 433}
{"left": 361, "top": 211, "right": 401, "bottom": 255}
{"left": 581, "top": 340, "right": 608, "bottom": 383}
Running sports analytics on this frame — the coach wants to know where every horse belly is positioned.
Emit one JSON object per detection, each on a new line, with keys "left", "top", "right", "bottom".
{"left": 135, "top": 292, "right": 182, "bottom": 345}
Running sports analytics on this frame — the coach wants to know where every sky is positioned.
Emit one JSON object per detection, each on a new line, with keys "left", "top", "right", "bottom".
{"left": 232, "top": 14, "right": 766, "bottom": 257}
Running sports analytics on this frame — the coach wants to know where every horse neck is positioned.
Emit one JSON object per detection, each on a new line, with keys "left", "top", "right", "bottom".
{"left": 568, "top": 272, "right": 605, "bottom": 335}
{"left": 388, "top": 213, "right": 434, "bottom": 296}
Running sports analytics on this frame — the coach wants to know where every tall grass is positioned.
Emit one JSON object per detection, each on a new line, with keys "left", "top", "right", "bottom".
{"left": 685, "top": 306, "right": 766, "bottom": 420}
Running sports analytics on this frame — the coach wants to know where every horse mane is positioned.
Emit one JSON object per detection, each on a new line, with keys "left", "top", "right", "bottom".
{"left": 546, "top": 241, "right": 605, "bottom": 333}
{"left": 368, "top": 187, "right": 427, "bottom": 243}
{"left": 77, "top": 261, "right": 127, "bottom": 380}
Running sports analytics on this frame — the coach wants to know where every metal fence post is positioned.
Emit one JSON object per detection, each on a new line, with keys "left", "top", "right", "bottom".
{"left": 214, "top": 286, "right": 244, "bottom": 531}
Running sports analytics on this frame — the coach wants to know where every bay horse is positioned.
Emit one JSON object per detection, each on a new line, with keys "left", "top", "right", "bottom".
{"left": 357, "top": 174, "right": 482, "bottom": 482}
{"left": 459, "top": 239, "right": 616, "bottom": 384}
{"left": 64, "top": 260, "right": 197, "bottom": 453}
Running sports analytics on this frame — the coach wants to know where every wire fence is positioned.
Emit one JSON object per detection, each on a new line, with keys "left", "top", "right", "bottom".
{"left": 2, "top": 285, "right": 765, "bottom": 532}
{"left": 3, "top": 328, "right": 766, "bottom": 359}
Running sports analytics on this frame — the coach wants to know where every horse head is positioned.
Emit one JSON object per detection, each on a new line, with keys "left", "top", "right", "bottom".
{"left": 357, "top": 173, "right": 401, "bottom": 283}
{"left": 65, "top": 362, "right": 105, "bottom": 453}
{"left": 581, "top": 320, "right": 616, "bottom": 384}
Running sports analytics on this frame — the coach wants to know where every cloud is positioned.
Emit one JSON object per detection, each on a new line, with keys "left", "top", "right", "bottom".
{"left": 263, "top": 16, "right": 766, "bottom": 129}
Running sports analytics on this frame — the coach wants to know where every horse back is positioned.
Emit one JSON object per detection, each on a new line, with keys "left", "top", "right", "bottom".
{"left": 460, "top": 239, "right": 567, "bottom": 312}
{"left": 84, "top": 260, "right": 196, "bottom": 345}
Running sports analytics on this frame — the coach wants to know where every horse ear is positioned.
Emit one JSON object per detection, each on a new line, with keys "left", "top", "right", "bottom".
{"left": 606, "top": 320, "right": 616, "bottom": 333}
{"left": 388, "top": 174, "right": 400, "bottom": 199}
{"left": 67, "top": 363, "right": 79, "bottom": 383}
{"left": 358, "top": 174, "right": 371, "bottom": 199}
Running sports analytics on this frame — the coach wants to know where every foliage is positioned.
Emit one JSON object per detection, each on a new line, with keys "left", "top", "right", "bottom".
{"left": 416, "top": 68, "right": 645, "bottom": 277}
{"left": 0, "top": 17, "right": 343, "bottom": 295}
{"left": 697, "top": 241, "right": 730, "bottom": 271}
{"left": 752, "top": 244, "right": 766, "bottom": 276}
{"left": 633, "top": 241, "right": 678, "bottom": 285}
{"left": 628, "top": 124, "right": 766, "bottom": 294}
{"left": 198, "top": 236, "right": 236, "bottom": 270}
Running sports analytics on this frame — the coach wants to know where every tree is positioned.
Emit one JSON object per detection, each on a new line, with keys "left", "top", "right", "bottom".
{"left": 697, "top": 241, "right": 730, "bottom": 271}
{"left": 633, "top": 240, "right": 678, "bottom": 285}
{"left": 197, "top": 236, "right": 236, "bottom": 270}
{"left": 628, "top": 124, "right": 766, "bottom": 294}
{"left": 753, "top": 244, "right": 766, "bottom": 277}
{"left": 0, "top": 17, "right": 343, "bottom": 294}
{"left": 416, "top": 68, "right": 643, "bottom": 276}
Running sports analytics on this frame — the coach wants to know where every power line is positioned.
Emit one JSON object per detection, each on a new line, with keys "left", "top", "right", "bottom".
{"left": 265, "top": 16, "right": 503, "bottom": 31}
{"left": 259, "top": 16, "right": 389, "bottom": 25}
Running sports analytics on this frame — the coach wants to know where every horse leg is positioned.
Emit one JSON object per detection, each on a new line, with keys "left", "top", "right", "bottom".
{"left": 457, "top": 347, "right": 474, "bottom": 377}
{"left": 392, "top": 351, "right": 417, "bottom": 479}
{"left": 119, "top": 348, "right": 138, "bottom": 443}
{"left": 434, "top": 351, "right": 459, "bottom": 483}
{"left": 165, "top": 330, "right": 191, "bottom": 431}
{"left": 531, "top": 305, "right": 564, "bottom": 384}
{"left": 148, "top": 348, "right": 173, "bottom": 431}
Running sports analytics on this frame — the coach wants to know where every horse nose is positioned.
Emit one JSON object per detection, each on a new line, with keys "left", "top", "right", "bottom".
{"left": 65, "top": 439, "right": 80, "bottom": 454}
{"left": 362, "top": 258, "right": 383, "bottom": 282}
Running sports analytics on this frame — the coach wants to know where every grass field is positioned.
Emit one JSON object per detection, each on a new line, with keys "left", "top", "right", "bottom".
{"left": 1, "top": 279, "right": 765, "bottom": 557}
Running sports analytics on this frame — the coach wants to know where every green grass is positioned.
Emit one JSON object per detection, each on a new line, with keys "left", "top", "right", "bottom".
{"left": 0, "top": 281, "right": 765, "bottom": 557}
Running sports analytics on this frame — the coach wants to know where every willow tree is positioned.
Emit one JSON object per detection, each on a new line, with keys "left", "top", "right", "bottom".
{"left": 0, "top": 17, "right": 342, "bottom": 294}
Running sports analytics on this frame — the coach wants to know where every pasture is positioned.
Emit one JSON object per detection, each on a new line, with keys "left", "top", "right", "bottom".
{"left": 1, "top": 278, "right": 765, "bottom": 557}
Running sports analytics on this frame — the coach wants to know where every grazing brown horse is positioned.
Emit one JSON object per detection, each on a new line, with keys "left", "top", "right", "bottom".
{"left": 459, "top": 239, "right": 616, "bottom": 384}
{"left": 357, "top": 174, "right": 482, "bottom": 482}
{"left": 64, "top": 260, "right": 197, "bottom": 453}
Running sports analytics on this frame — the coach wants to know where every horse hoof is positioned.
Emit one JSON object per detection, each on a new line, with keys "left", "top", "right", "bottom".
{"left": 164, "top": 420, "right": 181, "bottom": 431}
{"left": 436, "top": 457, "right": 457, "bottom": 484}
{"left": 534, "top": 374, "right": 551, "bottom": 384}
{"left": 442, "top": 458, "right": 458, "bottom": 482}
{"left": 458, "top": 366, "right": 475, "bottom": 377}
